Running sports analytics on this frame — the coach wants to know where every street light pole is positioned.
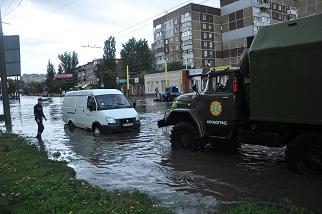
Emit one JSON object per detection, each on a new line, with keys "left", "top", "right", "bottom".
{"left": 0, "top": 9, "right": 12, "bottom": 130}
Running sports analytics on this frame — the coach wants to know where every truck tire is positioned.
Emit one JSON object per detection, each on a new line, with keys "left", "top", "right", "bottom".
{"left": 170, "top": 122, "right": 201, "bottom": 152}
{"left": 286, "top": 133, "right": 322, "bottom": 176}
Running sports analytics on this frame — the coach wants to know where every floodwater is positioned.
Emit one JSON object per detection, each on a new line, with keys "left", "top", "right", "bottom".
{"left": 1, "top": 96, "right": 322, "bottom": 213}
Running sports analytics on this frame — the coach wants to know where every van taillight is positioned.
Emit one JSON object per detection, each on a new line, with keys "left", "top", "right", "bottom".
{"left": 233, "top": 77, "right": 238, "bottom": 94}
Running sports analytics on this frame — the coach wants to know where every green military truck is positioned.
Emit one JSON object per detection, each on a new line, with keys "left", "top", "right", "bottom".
{"left": 158, "top": 14, "right": 322, "bottom": 175}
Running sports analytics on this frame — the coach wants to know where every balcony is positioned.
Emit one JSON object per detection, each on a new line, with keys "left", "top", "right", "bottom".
{"left": 259, "top": 0, "right": 270, "bottom": 9}
{"left": 287, "top": 7, "right": 298, "bottom": 16}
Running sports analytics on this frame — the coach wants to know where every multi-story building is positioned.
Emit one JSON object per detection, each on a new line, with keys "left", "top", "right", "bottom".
{"left": 153, "top": 1, "right": 322, "bottom": 69}
{"left": 73, "top": 59, "right": 102, "bottom": 86}
{"left": 21, "top": 74, "right": 46, "bottom": 84}
{"left": 153, "top": 3, "right": 222, "bottom": 70}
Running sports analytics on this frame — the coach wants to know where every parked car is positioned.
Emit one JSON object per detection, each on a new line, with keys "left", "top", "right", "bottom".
{"left": 63, "top": 89, "right": 140, "bottom": 134}
{"left": 159, "top": 86, "right": 181, "bottom": 102}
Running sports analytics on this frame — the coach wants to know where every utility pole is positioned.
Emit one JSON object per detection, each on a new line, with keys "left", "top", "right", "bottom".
{"left": 126, "top": 65, "right": 129, "bottom": 96}
{"left": 0, "top": 9, "right": 12, "bottom": 130}
{"left": 164, "top": 61, "right": 168, "bottom": 86}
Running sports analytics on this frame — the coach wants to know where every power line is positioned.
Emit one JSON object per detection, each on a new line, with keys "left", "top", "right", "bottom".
{"left": 3, "top": 0, "right": 23, "bottom": 18}
{"left": 115, "top": 0, "right": 191, "bottom": 36}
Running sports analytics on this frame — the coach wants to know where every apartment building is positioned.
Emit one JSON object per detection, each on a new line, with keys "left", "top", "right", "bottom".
{"left": 153, "top": 3, "right": 222, "bottom": 70}
{"left": 153, "top": 1, "right": 322, "bottom": 68}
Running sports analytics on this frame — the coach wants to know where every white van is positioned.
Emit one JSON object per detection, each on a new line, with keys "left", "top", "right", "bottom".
{"left": 62, "top": 89, "right": 140, "bottom": 133}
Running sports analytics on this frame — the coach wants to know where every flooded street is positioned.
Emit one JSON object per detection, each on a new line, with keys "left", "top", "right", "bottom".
{"left": 1, "top": 96, "right": 322, "bottom": 213}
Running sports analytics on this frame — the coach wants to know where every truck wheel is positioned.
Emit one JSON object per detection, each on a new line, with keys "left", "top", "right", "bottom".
{"left": 286, "top": 133, "right": 322, "bottom": 176}
{"left": 170, "top": 122, "right": 201, "bottom": 152}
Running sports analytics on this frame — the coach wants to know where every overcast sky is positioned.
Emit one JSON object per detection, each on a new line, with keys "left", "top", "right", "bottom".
{"left": 1, "top": 0, "right": 220, "bottom": 75}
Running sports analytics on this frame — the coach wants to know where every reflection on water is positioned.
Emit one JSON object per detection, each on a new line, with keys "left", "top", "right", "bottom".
{"left": 1, "top": 96, "right": 322, "bottom": 213}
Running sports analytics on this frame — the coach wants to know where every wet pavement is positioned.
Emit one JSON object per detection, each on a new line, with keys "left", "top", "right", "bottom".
{"left": 1, "top": 96, "right": 322, "bottom": 213}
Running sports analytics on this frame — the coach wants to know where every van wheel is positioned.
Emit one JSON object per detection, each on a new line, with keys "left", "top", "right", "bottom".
{"left": 93, "top": 124, "right": 101, "bottom": 135}
{"left": 286, "top": 133, "right": 322, "bottom": 176}
{"left": 170, "top": 122, "right": 201, "bottom": 152}
{"left": 68, "top": 121, "right": 75, "bottom": 130}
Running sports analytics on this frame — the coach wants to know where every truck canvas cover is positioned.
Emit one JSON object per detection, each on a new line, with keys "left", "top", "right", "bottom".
{"left": 249, "top": 13, "right": 322, "bottom": 125}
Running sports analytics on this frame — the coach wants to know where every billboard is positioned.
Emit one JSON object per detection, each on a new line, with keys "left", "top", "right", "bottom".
{"left": 4, "top": 35, "right": 21, "bottom": 76}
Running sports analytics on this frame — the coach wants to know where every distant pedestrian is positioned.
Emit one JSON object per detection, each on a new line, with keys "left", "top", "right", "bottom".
{"left": 34, "top": 98, "right": 47, "bottom": 139}
{"left": 155, "top": 87, "right": 159, "bottom": 98}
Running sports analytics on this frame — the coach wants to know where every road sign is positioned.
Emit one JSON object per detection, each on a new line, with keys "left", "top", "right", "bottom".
{"left": 134, "top": 77, "right": 139, "bottom": 83}
{"left": 4, "top": 35, "right": 21, "bottom": 76}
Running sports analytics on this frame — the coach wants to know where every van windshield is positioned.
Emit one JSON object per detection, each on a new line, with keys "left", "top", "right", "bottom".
{"left": 95, "top": 94, "right": 131, "bottom": 110}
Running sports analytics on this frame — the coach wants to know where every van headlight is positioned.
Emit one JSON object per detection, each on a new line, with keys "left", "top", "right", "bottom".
{"left": 106, "top": 117, "right": 116, "bottom": 124}
{"left": 136, "top": 114, "right": 140, "bottom": 122}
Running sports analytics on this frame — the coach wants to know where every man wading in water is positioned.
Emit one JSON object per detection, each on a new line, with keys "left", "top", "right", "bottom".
{"left": 34, "top": 98, "right": 47, "bottom": 140}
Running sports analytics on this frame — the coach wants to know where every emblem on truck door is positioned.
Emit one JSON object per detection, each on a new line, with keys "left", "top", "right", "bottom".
{"left": 210, "top": 101, "right": 222, "bottom": 116}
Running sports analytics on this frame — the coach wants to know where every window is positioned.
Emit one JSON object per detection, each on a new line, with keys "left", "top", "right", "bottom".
{"left": 203, "top": 32, "right": 207, "bottom": 39}
{"left": 202, "top": 14, "right": 207, "bottom": 21}
{"left": 202, "top": 23, "right": 207, "bottom": 29}
{"left": 278, "top": 5, "right": 282, "bottom": 11}
{"left": 278, "top": 14, "right": 282, "bottom": 20}
{"left": 175, "top": 37, "right": 179, "bottom": 42}
{"left": 208, "top": 24, "right": 212, "bottom": 30}
{"left": 170, "top": 46, "right": 173, "bottom": 51}
{"left": 87, "top": 96, "right": 96, "bottom": 110}
{"left": 203, "top": 42, "right": 208, "bottom": 47}
{"left": 203, "top": 50, "right": 208, "bottom": 57}
{"left": 170, "top": 30, "right": 173, "bottom": 35}
{"left": 176, "top": 45, "right": 179, "bottom": 50}
{"left": 273, "top": 4, "right": 276, "bottom": 10}
{"left": 165, "top": 47, "right": 169, "bottom": 53}
{"left": 209, "top": 42, "right": 213, "bottom": 48}
{"left": 165, "top": 39, "right": 169, "bottom": 45}
{"left": 175, "top": 28, "right": 178, "bottom": 34}
{"left": 209, "top": 51, "right": 213, "bottom": 57}
{"left": 95, "top": 94, "right": 131, "bottom": 110}
{"left": 209, "top": 33, "right": 213, "bottom": 39}
{"left": 175, "top": 19, "right": 178, "bottom": 25}
{"left": 211, "top": 75, "right": 230, "bottom": 93}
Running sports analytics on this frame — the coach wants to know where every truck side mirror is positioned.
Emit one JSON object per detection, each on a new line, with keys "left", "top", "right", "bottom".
{"left": 192, "top": 84, "right": 200, "bottom": 96}
{"left": 192, "top": 84, "right": 197, "bottom": 92}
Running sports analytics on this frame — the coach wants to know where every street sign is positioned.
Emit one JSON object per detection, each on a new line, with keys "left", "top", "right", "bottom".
{"left": 4, "top": 35, "right": 21, "bottom": 76}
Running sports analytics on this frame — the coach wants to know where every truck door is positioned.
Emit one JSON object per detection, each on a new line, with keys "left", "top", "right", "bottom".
{"left": 197, "top": 72, "right": 236, "bottom": 137}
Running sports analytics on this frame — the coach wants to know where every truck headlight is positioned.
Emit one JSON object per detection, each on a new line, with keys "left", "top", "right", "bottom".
{"left": 136, "top": 114, "right": 140, "bottom": 122}
{"left": 106, "top": 117, "right": 116, "bottom": 124}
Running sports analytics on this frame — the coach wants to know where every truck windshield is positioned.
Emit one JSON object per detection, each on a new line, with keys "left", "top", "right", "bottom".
{"left": 95, "top": 94, "right": 131, "bottom": 110}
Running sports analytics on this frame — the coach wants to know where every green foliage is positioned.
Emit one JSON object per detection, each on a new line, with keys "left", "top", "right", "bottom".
{"left": 45, "top": 59, "right": 56, "bottom": 93}
{"left": 167, "top": 61, "right": 184, "bottom": 71}
{"left": 46, "top": 59, "right": 55, "bottom": 81}
{"left": 57, "top": 51, "right": 79, "bottom": 73}
{"left": 226, "top": 202, "right": 316, "bottom": 214}
{"left": 120, "top": 38, "right": 152, "bottom": 76}
{"left": 103, "top": 36, "right": 116, "bottom": 68}
{"left": 0, "top": 134, "right": 171, "bottom": 214}
{"left": 22, "top": 82, "right": 44, "bottom": 95}
{"left": 100, "top": 36, "right": 118, "bottom": 88}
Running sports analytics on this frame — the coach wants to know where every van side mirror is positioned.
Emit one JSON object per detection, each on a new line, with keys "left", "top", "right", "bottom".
{"left": 132, "top": 102, "right": 136, "bottom": 109}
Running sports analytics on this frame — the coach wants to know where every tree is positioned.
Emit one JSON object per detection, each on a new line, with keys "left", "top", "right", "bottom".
{"left": 57, "top": 51, "right": 79, "bottom": 73}
{"left": 103, "top": 36, "right": 116, "bottom": 68}
{"left": 46, "top": 59, "right": 55, "bottom": 81}
{"left": 100, "top": 36, "right": 117, "bottom": 88}
{"left": 120, "top": 38, "right": 152, "bottom": 77}
{"left": 167, "top": 61, "right": 184, "bottom": 71}
{"left": 45, "top": 59, "right": 56, "bottom": 93}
